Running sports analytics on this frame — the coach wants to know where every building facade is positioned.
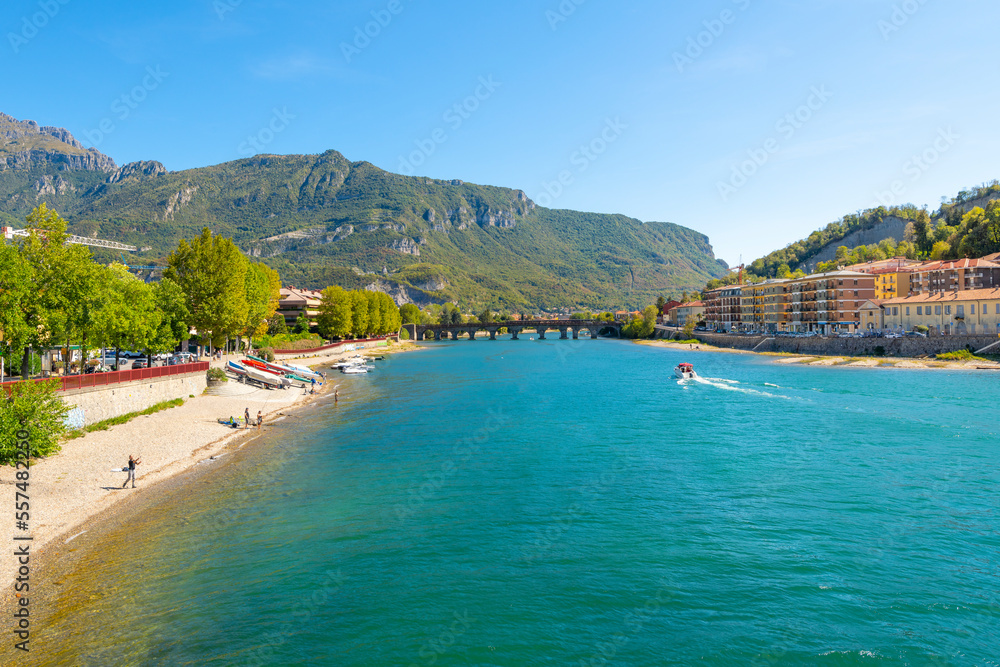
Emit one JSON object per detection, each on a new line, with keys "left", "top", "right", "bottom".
{"left": 783, "top": 271, "right": 875, "bottom": 334}
{"left": 908, "top": 259, "right": 1000, "bottom": 295}
{"left": 668, "top": 301, "right": 706, "bottom": 327}
{"left": 277, "top": 287, "right": 323, "bottom": 329}
{"left": 883, "top": 287, "right": 1000, "bottom": 334}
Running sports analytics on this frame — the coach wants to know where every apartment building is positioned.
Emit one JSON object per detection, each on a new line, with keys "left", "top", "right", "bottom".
{"left": 908, "top": 258, "right": 1000, "bottom": 294}
{"left": 277, "top": 287, "right": 323, "bottom": 329}
{"left": 703, "top": 285, "right": 743, "bottom": 331}
{"left": 784, "top": 270, "right": 875, "bottom": 334}
{"left": 883, "top": 287, "right": 1000, "bottom": 334}
{"left": 667, "top": 301, "right": 706, "bottom": 327}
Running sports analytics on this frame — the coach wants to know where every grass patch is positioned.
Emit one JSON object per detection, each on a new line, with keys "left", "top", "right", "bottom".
{"left": 673, "top": 339, "right": 701, "bottom": 345}
{"left": 64, "top": 398, "right": 185, "bottom": 440}
{"left": 935, "top": 349, "right": 986, "bottom": 362}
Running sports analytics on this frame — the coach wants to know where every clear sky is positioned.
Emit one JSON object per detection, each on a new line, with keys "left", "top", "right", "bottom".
{"left": 4, "top": 0, "right": 999, "bottom": 265}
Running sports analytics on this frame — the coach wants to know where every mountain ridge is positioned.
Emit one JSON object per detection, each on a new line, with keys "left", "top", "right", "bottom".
{"left": 0, "top": 112, "right": 727, "bottom": 310}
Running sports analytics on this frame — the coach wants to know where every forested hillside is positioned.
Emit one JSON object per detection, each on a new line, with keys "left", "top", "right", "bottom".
{"left": 0, "top": 112, "right": 728, "bottom": 311}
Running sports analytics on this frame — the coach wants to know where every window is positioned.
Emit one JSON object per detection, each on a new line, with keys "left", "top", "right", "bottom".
{"left": 945, "top": 306, "right": 952, "bottom": 315}
{"left": 854, "top": 291, "right": 859, "bottom": 296}
{"left": 854, "top": 280, "right": 858, "bottom": 286}
{"left": 893, "top": 307, "right": 899, "bottom": 316}
{"left": 917, "top": 306, "right": 922, "bottom": 315}
{"left": 971, "top": 305, "right": 976, "bottom": 314}
{"left": 958, "top": 305, "right": 965, "bottom": 317}
{"left": 905, "top": 307, "right": 910, "bottom": 315}
{"left": 996, "top": 304, "right": 1000, "bottom": 314}
{"left": 935, "top": 306, "right": 942, "bottom": 315}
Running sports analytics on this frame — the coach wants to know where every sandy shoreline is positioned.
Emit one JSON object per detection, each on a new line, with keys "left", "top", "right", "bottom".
{"left": 1, "top": 341, "right": 414, "bottom": 594}
{"left": 636, "top": 339, "right": 1000, "bottom": 371}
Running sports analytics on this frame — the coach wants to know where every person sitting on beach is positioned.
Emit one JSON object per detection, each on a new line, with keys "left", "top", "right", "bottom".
{"left": 122, "top": 454, "right": 141, "bottom": 489}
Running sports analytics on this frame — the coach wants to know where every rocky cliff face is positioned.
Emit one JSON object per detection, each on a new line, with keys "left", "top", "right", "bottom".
{"left": 0, "top": 112, "right": 117, "bottom": 172}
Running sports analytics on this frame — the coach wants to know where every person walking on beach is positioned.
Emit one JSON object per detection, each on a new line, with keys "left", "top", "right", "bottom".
{"left": 256, "top": 410, "right": 263, "bottom": 430}
{"left": 244, "top": 407, "right": 251, "bottom": 430}
{"left": 122, "top": 454, "right": 141, "bottom": 489}
{"left": 310, "top": 377, "right": 316, "bottom": 394}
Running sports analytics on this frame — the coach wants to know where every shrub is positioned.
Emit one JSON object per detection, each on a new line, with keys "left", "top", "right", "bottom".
{"left": 936, "top": 349, "right": 983, "bottom": 361}
{"left": 874, "top": 346, "right": 886, "bottom": 357}
{"left": 207, "top": 367, "right": 228, "bottom": 382}
{"left": 0, "top": 379, "right": 67, "bottom": 464}
{"left": 915, "top": 325, "right": 929, "bottom": 333}
{"left": 258, "top": 347, "right": 275, "bottom": 362}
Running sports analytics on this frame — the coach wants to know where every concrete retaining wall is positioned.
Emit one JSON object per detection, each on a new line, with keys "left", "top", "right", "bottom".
{"left": 62, "top": 371, "right": 207, "bottom": 428}
{"left": 683, "top": 332, "right": 999, "bottom": 358}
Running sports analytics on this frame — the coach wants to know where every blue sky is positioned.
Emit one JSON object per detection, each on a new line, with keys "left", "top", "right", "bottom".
{"left": 4, "top": 0, "right": 999, "bottom": 265}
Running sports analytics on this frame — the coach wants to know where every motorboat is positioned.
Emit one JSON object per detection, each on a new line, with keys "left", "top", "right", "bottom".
{"left": 227, "top": 360, "right": 248, "bottom": 377}
{"left": 245, "top": 365, "right": 290, "bottom": 389}
{"left": 674, "top": 363, "right": 697, "bottom": 379}
{"left": 341, "top": 366, "right": 368, "bottom": 375}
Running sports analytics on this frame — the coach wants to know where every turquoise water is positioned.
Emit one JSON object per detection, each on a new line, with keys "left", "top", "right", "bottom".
{"left": 34, "top": 340, "right": 1000, "bottom": 665}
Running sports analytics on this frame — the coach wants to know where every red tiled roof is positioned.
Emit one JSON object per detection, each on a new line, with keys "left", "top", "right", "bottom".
{"left": 883, "top": 287, "right": 1000, "bottom": 305}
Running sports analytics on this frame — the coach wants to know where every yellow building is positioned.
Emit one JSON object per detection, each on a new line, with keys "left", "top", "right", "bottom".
{"left": 873, "top": 269, "right": 912, "bottom": 300}
{"left": 882, "top": 287, "right": 1000, "bottom": 335}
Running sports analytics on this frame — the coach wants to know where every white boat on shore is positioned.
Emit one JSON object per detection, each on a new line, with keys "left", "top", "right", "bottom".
{"left": 674, "top": 363, "right": 697, "bottom": 379}
{"left": 341, "top": 366, "right": 368, "bottom": 375}
{"left": 245, "top": 365, "right": 289, "bottom": 388}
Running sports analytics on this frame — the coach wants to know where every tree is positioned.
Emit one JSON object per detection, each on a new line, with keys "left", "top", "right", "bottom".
{"left": 317, "top": 286, "right": 353, "bottom": 339}
{"left": 239, "top": 262, "right": 281, "bottom": 351}
{"left": 0, "top": 244, "right": 34, "bottom": 377}
{"left": 102, "top": 265, "right": 161, "bottom": 363}
{"left": 399, "top": 303, "right": 421, "bottom": 325}
{"left": 349, "top": 290, "right": 369, "bottom": 337}
{"left": 293, "top": 313, "right": 310, "bottom": 334}
{"left": 383, "top": 294, "right": 402, "bottom": 333}
{"left": 450, "top": 308, "right": 463, "bottom": 325}
{"left": 0, "top": 379, "right": 67, "bottom": 463}
{"left": 267, "top": 313, "right": 288, "bottom": 335}
{"left": 151, "top": 277, "right": 191, "bottom": 353}
{"left": 479, "top": 308, "right": 495, "bottom": 324}
{"left": 165, "top": 228, "right": 249, "bottom": 351}
{"left": 930, "top": 241, "right": 951, "bottom": 260}
{"left": 655, "top": 296, "right": 666, "bottom": 311}
{"left": 366, "top": 291, "right": 382, "bottom": 336}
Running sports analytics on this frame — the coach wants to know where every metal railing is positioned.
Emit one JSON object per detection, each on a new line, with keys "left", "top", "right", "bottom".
{"left": 1, "top": 362, "right": 209, "bottom": 395}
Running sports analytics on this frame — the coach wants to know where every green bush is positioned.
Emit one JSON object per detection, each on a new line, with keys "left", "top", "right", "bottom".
{"left": 915, "top": 325, "right": 929, "bottom": 333}
{"left": 207, "top": 367, "right": 228, "bottom": 382}
{"left": 258, "top": 347, "right": 275, "bottom": 362}
{"left": 936, "top": 349, "right": 983, "bottom": 361}
{"left": 0, "top": 379, "right": 67, "bottom": 464}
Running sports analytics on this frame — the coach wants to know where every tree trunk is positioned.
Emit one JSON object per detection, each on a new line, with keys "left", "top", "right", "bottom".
{"left": 115, "top": 347, "right": 121, "bottom": 371}
{"left": 21, "top": 346, "right": 31, "bottom": 379}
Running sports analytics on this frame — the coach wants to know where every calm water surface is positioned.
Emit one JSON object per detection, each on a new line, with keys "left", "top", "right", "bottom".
{"left": 31, "top": 339, "right": 1000, "bottom": 665}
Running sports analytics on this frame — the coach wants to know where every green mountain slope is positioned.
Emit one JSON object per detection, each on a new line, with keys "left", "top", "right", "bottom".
{"left": 0, "top": 113, "right": 727, "bottom": 310}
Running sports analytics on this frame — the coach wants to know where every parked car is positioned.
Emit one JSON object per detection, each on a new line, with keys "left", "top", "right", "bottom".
{"left": 131, "top": 359, "right": 149, "bottom": 370}
{"left": 905, "top": 331, "right": 927, "bottom": 338}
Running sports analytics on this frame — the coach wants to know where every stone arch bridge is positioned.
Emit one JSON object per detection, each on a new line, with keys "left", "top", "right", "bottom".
{"left": 407, "top": 320, "right": 623, "bottom": 341}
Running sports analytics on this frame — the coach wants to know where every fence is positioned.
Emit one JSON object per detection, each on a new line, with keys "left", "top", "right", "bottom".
{"left": 1, "top": 362, "right": 210, "bottom": 395}
{"left": 272, "top": 336, "right": 394, "bottom": 355}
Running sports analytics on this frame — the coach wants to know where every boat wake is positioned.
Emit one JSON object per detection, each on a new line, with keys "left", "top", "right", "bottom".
{"left": 678, "top": 375, "right": 790, "bottom": 399}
